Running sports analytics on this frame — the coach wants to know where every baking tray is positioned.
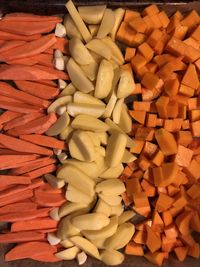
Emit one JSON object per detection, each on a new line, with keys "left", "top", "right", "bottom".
{"left": 0, "top": 0, "right": 200, "bottom": 266}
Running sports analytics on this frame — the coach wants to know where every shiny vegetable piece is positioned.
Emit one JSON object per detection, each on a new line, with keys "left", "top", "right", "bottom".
{"left": 58, "top": 202, "right": 88, "bottom": 218}
{"left": 46, "top": 112, "right": 70, "bottom": 136}
{"left": 155, "top": 128, "right": 178, "bottom": 156}
{"left": 86, "top": 39, "right": 112, "bottom": 60}
{"left": 78, "top": 5, "right": 106, "bottom": 24}
{"left": 71, "top": 115, "right": 109, "bottom": 132}
{"left": 67, "top": 103, "right": 105, "bottom": 118}
{"left": 47, "top": 96, "right": 72, "bottom": 113}
{"left": 97, "top": 9, "right": 115, "bottom": 39}
{"left": 95, "top": 179, "right": 125, "bottom": 196}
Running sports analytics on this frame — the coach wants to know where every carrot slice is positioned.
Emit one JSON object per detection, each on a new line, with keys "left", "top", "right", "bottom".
{"left": 0, "top": 134, "right": 53, "bottom": 156}
{"left": 0, "top": 95, "right": 24, "bottom": 104}
{"left": 36, "top": 64, "right": 70, "bottom": 80}
{"left": 0, "top": 20, "right": 57, "bottom": 36}
{"left": 0, "top": 31, "right": 41, "bottom": 41}
{"left": 11, "top": 217, "right": 58, "bottom": 232}
{"left": 1, "top": 34, "right": 56, "bottom": 62}
{"left": 3, "top": 112, "right": 44, "bottom": 131}
{"left": 0, "top": 202, "right": 37, "bottom": 214}
{"left": 6, "top": 55, "right": 39, "bottom": 66}
{"left": 0, "top": 189, "right": 33, "bottom": 207}
{"left": 3, "top": 13, "right": 62, "bottom": 22}
{"left": 7, "top": 113, "right": 57, "bottom": 136}
{"left": 0, "top": 175, "right": 31, "bottom": 188}
{"left": 0, "top": 111, "right": 21, "bottom": 125}
{"left": 34, "top": 191, "right": 66, "bottom": 207}
{"left": 5, "top": 241, "right": 57, "bottom": 261}
{"left": 0, "top": 231, "right": 45, "bottom": 243}
{"left": 0, "top": 154, "right": 38, "bottom": 170}
{"left": 37, "top": 53, "right": 53, "bottom": 67}
{"left": 39, "top": 80, "right": 57, "bottom": 87}
{"left": 20, "top": 134, "right": 66, "bottom": 149}
{"left": 174, "top": 246, "right": 188, "bottom": 261}
{"left": 24, "top": 164, "right": 57, "bottom": 180}
{"left": 30, "top": 252, "right": 61, "bottom": 262}
{"left": 53, "top": 37, "right": 69, "bottom": 54}
{"left": 14, "top": 80, "right": 59, "bottom": 100}
{"left": 0, "top": 40, "right": 26, "bottom": 53}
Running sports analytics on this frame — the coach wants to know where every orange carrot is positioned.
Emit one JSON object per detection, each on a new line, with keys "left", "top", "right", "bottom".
{"left": 5, "top": 241, "right": 57, "bottom": 261}
{"left": 30, "top": 252, "right": 61, "bottom": 262}
{"left": 53, "top": 37, "right": 69, "bottom": 54}
{"left": 3, "top": 112, "right": 44, "bottom": 131}
{"left": 125, "top": 241, "right": 144, "bottom": 256}
{"left": 0, "top": 231, "right": 45, "bottom": 243}
{"left": 0, "top": 134, "right": 53, "bottom": 156}
{"left": 0, "top": 31, "right": 41, "bottom": 41}
{"left": 14, "top": 80, "right": 59, "bottom": 100}
{"left": 0, "top": 175, "right": 31, "bottom": 188}
{"left": 6, "top": 55, "right": 39, "bottom": 66}
{"left": 0, "top": 111, "right": 21, "bottom": 125}
{"left": 0, "top": 202, "right": 37, "bottom": 214}
{"left": 34, "top": 191, "right": 66, "bottom": 207}
{"left": 146, "top": 225, "right": 162, "bottom": 253}
{"left": 174, "top": 246, "right": 188, "bottom": 261}
{"left": 0, "top": 154, "right": 38, "bottom": 170}
{"left": 0, "top": 40, "right": 26, "bottom": 53}
{"left": 0, "top": 94, "right": 25, "bottom": 104}
{"left": 20, "top": 134, "right": 66, "bottom": 149}
{"left": 36, "top": 64, "right": 70, "bottom": 80}
{"left": 7, "top": 113, "right": 57, "bottom": 136}
{"left": 24, "top": 164, "right": 57, "bottom": 180}
{"left": 3, "top": 13, "right": 62, "bottom": 22}
{"left": 11, "top": 217, "right": 58, "bottom": 232}
{"left": 37, "top": 53, "right": 53, "bottom": 67}
{"left": 10, "top": 157, "right": 56, "bottom": 175}
{"left": 0, "top": 189, "right": 33, "bottom": 207}
{"left": 38, "top": 80, "right": 57, "bottom": 87}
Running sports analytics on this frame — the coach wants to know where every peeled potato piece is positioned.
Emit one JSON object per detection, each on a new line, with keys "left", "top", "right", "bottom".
{"left": 64, "top": 14, "right": 83, "bottom": 40}
{"left": 95, "top": 59, "right": 114, "bottom": 99}
{"left": 110, "top": 204, "right": 123, "bottom": 216}
{"left": 78, "top": 5, "right": 106, "bottom": 24}
{"left": 69, "top": 37, "right": 95, "bottom": 65}
{"left": 67, "top": 103, "right": 105, "bottom": 118}
{"left": 88, "top": 25, "right": 99, "bottom": 37}
{"left": 118, "top": 211, "right": 136, "bottom": 225}
{"left": 71, "top": 114, "right": 109, "bottom": 132}
{"left": 46, "top": 112, "right": 70, "bottom": 136}
{"left": 66, "top": 184, "right": 94, "bottom": 204}
{"left": 117, "top": 69, "right": 136, "bottom": 98}
{"left": 55, "top": 246, "right": 80, "bottom": 260}
{"left": 59, "top": 83, "right": 76, "bottom": 97}
{"left": 99, "top": 194, "right": 122, "bottom": 206}
{"left": 59, "top": 125, "right": 73, "bottom": 141}
{"left": 95, "top": 179, "right": 125, "bottom": 196}
{"left": 112, "top": 98, "right": 124, "bottom": 124}
{"left": 94, "top": 199, "right": 111, "bottom": 217}
{"left": 60, "top": 239, "right": 74, "bottom": 248}
{"left": 110, "top": 8, "right": 125, "bottom": 40}
{"left": 81, "top": 61, "right": 99, "bottom": 81}
{"left": 66, "top": 58, "right": 94, "bottom": 93}
{"left": 97, "top": 9, "right": 115, "bottom": 39}
{"left": 86, "top": 39, "right": 112, "bottom": 60}
{"left": 122, "top": 149, "right": 137, "bottom": 163}
{"left": 102, "top": 37, "right": 124, "bottom": 65}
{"left": 48, "top": 96, "right": 72, "bottom": 113}
{"left": 118, "top": 104, "right": 132, "bottom": 133}
{"left": 101, "top": 250, "right": 124, "bottom": 266}
{"left": 99, "top": 164, "right": 124, "bottom": 179}
{"left": 58, "top": 202, "right": 89, "bottom": 218}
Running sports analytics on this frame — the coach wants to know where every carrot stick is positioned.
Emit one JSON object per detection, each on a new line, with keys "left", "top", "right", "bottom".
{"left": 37, "top": 228, "right": 57, "bottom": 233}
{"left": 3, "top": 13, "right": 62, "bottom": 22}
{"left": 1, "top": 34, "right": 56, "bottom": 62}
{"left": 38, "top": 80, "right": 57, "bottom": 87}
{"left": 0, "top": 148, "right": 35, "bottom": 155}
{"left": 0, "top": 20, "right": 57, "bottom": 36}
{"left": 0, "top": 134, "right": 53, "bottom": 156}
{"left": 24, "top": 164, "right": 57, "bottom": 179}
{"left": 37, "top": 53, "right": 53, "bottom": 67}
{"left": 0, "top": 208, "right": 52, "bottom": 222}
{"left": 53, "top": 37, "right": 69, "bottom": 54}
{"left": 0, "top": 189, "right": 33, "bottom": 207}
{"left": 0, "top": 111, "right": 21, "bottom": 125}
{"left": 35, "top": 183, "right": 62, "bottom": 194}
{"left": 0, "top": 31, "right": 41, "bottom": 41}
{"left": 10, "top": 157, "right": 56, "bottom": 175}
{"left": 0, "top": 40, "right": 26, "bottom": 53}
{"left": 30, "top": 253, "right": 62, "bottom": 262}
{"left": 6, "top": 55, "right": 39, "bottom": 66}
{"left": 20, "top": 134, "right": 66, "bottom": 149}
{"left": 0, "top": 202, "right": 37, "bottom": 214}
{"left": 0, "top": 175, "right": 31, "bottom": 188}
{"left": 7, "top": 113, "right": 57, "bottom": 136}
{"left": 0, "top": 95, "right": 24, "bottom": 104}
{"left": 5, "top": 241, "right": 57, "bottom": 261}
{"left": 0, "top": 231, "right": 45, "bottom": 243}
{"left": 34, "top": 191, "right": 66, "bottom": 207}
{"left": 0, "top": 101, "right": 42, "bottom": 114}
{"left": 0, "top": 82, "right": 49, "bottom": 108}
{"left": 0, "top": 64, "right": 59, "bottom": 80}
{"left": 3, "top": 112, "right": 44, "bottom": 131}
{"left": 14, "top": 80, "right": 59, "bottom": 100}
{"left": 11, "top": 217, "right": 58, "bottom": 232}
{"left": 36, "top": 64, "right": 70, "bottom": 80}
{"left": 44, "top": 47, "right": 54, "bottom": 55}
{"left": 0, "top": 154, "right": 38, "bottom": 170}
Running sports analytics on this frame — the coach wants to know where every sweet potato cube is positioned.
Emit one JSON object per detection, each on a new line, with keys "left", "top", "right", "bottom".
{"left": 184, "top": 159, "right": 200, "bottom": 181}
{"left": 181, "top": 10, "right": 200, "bottom": 29}
{"left": 176, "top": 131, "right": 193, "bottom": 146}
{"left": 143, "top": 15, "right": 156, "bottom": 34}
{"left": 194, "top": 58, "right": 200, "bottom": 72}
{"left": 146, "top": 113, "right": 157, "bottom": 128}
{"left": 188, "top": 243, "right": 200, "bottom": 258}
{"left": 156, "top": 96, "right": 169, "bottom": 119}
{"left": 156, "top": 193, "right": 174, "bottom": 212}
{"left": 138, "top": 42, "right": 154, "bottom": 62}
{"left": 167, "top": 101, "right": 179, "bottom": 118}
{"left": 125, "top": 47, "right": 136, "bottom": 62}
{"left": 158, "top": 11, "right": 170, "bottom": 28}
{"left": 152, "top": 150, "right": 164, "bottom": 166}
{"left": 141, "top": 72, "right": 159, "bottom": 90}
{"left": 155, "top": 128, "right": 177, "bottom": 155}
{"left": 142, "top": 4, "right": 159, "bottom": 16}
{"left": 164, "top": 79, "right": 179, "bottom": 96}
{"left": 179, "top": 84, "right": 194, "bottom": 97}
{"left": 162, "top": 210, "right": 173, "bottom": 227}
{"left": 189, "top": 109, "right": 200, "bottom": 122}
{"left": 174, "top": 246, "right": 188, "bottom": 262}
{"left": 150, "top": 14, "right": 163, "bottom": 29}
{"left": 187, "top": 184, "right": 200, "bottom": 199}
{"left": 172, "top": 25, "right": 188, "bottom": 40}
{"left": 130, "top": 140, "right": 144, "bottom": 154}
{"left": 144, "top": 252, "right": 165, "bottom": 266}
{"left": 184, "top": 45, "right": 200, "bottom": 63}
{"left": 126, "top": 178, "right": 142, "bottom": 197}
{"left": 129, "top": 17, "right": 147, "bottom": 33}
{"left": 131, "top": 54, "right": 147, "bottom": 72}
{"left": 191, "top": 25, "right": 200, "bottom": 42}
{"left": 146, "top": 225, "right": 162, "bottom": 253}
{"left": 125, "top": 242, "right": 144, "bottom": 256}
{"left": 129, "top": 110, "right": 146, "bottom": 124}
{"left": 133, "top": 192, "right": 149, "bottom": 209}
{"left": 191, "top": 120, "right": 200, "bottom": 137}
{"left": 141, "top": 179, "right": 156, "bottom": 197}
{"left": 175, "top": 211, "right": 193, "bottom": 235}
{"left": 174, "top": 145, "right": 193, "bottom": 167}
{"left": 147, "top": 29, "right": 163, "bottom": 48}
{"left": 182, "top": 64, "right": 199, "bottom": 90}
{"left": 124, "top": 9, "right": 140, "bottom": 22}
{"left": 184, "top": 37, "right": 200, "bottom": 49}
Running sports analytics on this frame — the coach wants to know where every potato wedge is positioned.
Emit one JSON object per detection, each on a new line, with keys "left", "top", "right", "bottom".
{"left": 86, "top": 39, "right": 112, "bottom": 60}
{"left": 71, "top": 213, "right": 110, "bottom": 231}
{"left": 65, "top": 0, "right": 92, "bottom": 42}
{"left": 110, "top": 8, "right": 125, "bottom": 40}
{"left": 103, "top": 90, "right": 117, "bottom": 118}
{"left": 58, "top": 202, "right": 89, "bottom": 218}
{"left": 95, "top": 179, "right": 125, "bottom": 196}
{"left": 55, "top": 246, "right": 80, "bottom": 260}
{"left": 110, "top": 204, "right": 123, "bottom": 216}
{"left": 91, "top": 238, "right": 105, "bottom": 249}
{"left": 95, "top": 146, "right": 106, "bottom": 157}
{"left": 64, "top": 14, "right": 83, "bottom": 40}
{"left": 74, "top": 92, "right": 104, "bottom": 106}
{"left": 122, "top": 149, "right": 137, "bottom": 163}
{"left": 80, "top": 61, "right": 99, "bottom": 81}
{"left": 70, "top": 236, "right": 100, "bottom": 260}
{"left": 104, "top": 223, "right": 135, "bottom": 250}
{"left": 102, "top": 37, "right": 124, "bottom": 65}
{"left": 88, "top": 25, "right": 99, "bottom": 37}
{"left": 59, "top": 125, "right": 73, "bottom": 141}
{"left": 118, "top": 211, "right": 136, "bottom": 225}
{"left": 117, "top": 69, "right": 135, "bottom": 98}
{"left": 60, "top": 238, "right": 74, "bottom": 248}
{"left": 69, "top": 37, "right": 94, "bottom": 65}
{"left": 66, "top": 58, "right": 94, "bottom": 93}
{"left": 94, "top": 199, "right": 111, "bottom": 217}
{"left": 59, "top": 83, "right": 76, "bottom": 97}
{"left": 82, "top": 216, "right": 118, "bottom": 241}
{"left": 99, "top": 194, "right": 122, "bottom": 206}
{"left": 48, "top": 232, "right": 61, "bottom": 246}
{"left": 95, "top": 59, "right": 114, "bottom": 99}
{"left": 97, "top": 9, "right": 115, "bottom": 39}
{"left": 118, "top": 104, "right": 132, "bottom": 133}
{"left": 96, "top": 132, "right": 108, "bottom": 145}
{"left": 99, "top": 164, "right": 124, "bottom": 179}
{"left": 105, "top": 132, "right": 127, "bottom": 167}
{"left": 47, "top": 96, "right": 72, "bottom": 113}
{"left": 67, "top": 103, "right": 105, "bottom": 118}
{"left": 101, "top": 250, "right": 124, "bottom": 266}
{"left": 46, "top": 112, "right": 70, "bottom": 136}
{"left": 112, "top": 98, "right": 124, "bottom": 124}
{"left": 78, "top": 5, "right": 106, "bottom": 24}
{"left": 77, "top": 251, "right": 87, "bottom": 265}
{"left": 66, "top": 184, "right": 95, "bottom": 204}
{"left": 71, "top": 114, "right": 109, "bottom": 132}
{"left": 57, "top": 215, "right": 80, "bottom": 239}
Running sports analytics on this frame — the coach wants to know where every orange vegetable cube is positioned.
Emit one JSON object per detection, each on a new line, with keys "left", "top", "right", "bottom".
{"left": 130, "top": 140, "right": 144, "bottom": 154}
{"left": 179, "top": 84, "right": 194, "bottom": 97}
{"left": 141, "top": 179, "right": 156, "bottom": 197}
{"left": 141, "top": 72, "right": 160, "bottom": 90}
{"left": 174, "top": 246, "right": 188, "bottom": 261}
{"left": 131, "top": 54, "right": 147, "bottom": 72}
{"left": 181, "top": 120, "right": 190, "bottom": 129}
{"left": 133, "top": 191, "right": 149, "bottom": 208}
{"left": 147, "top": 29, "right": 163, "bottom": 48}
{"left": 172, "top": 25, "right": 188, "bottom": 40}
{"left": 146, "top": 225, "right": 162, "bottom": 253}
{"left": 132, "top": 230, "right": 147, "bottom": 244}
{"left": 162, "top": 210, "right": 173, "bottom": 227}
{"left": 181, "top": 10, "right": 200, "bottom": 29}
{"left": 125, "top": 47, "right": 136, "bottom": 62}
{"left": 176, "top": 131, "right": 193, "bottom": 146}
{"left": 142, "top": 141, "right": 158, "bottom": 158}
{"left": 138, "top": 156, "right": 151, "bottom": 171}
{"left": 167, "top": 101, "right": 179, "bottom": 118}
{"left": 138, "top": 42, "right": 154, "bottom": 62}
{"left": 158, "top": 11, "right": 170, "bottom": 28}
{"left": 142, "top": 4, "right": 159, "bottom": 16}
{"left": 146, "top": 113, "right": 157, "bottom": 128}
{"left": 191, "top": 120, "right": 200, "bottom": 137}
{"left": 144, "top": 252, "right": 165, "bottom": 266}
{"left": 155, "top": 128, "right": 177, "bottom": 155}
{"left": 143, "top": 15, "right": 156, "bottom": 34}
{"left": 184, "top": 45, "right": 200, "bottom": 63}
{"left": 124, "top": 9, "right": 140, "bottom": 22}
{"left": 164, "top": 78, "right": 179, "bottom": 96}
{"left": 189, "top": 109, "right": 200, "bottom": 122}
{"left": 175, "top": 211, "right": 193, "bottom": 235}
{"left": 184, "top": 159, "right": 200, "bottom": 181}
{"left": 191, "top": 25, "right": 200, "bottom": 42}
{"left": 133, "top": 101, "right": 151, "bottom": 112}
{"left": 188, "top": 242, "right": 200, "bottom": 258}
{"left": 126, "top": 178, "right": 142, "bottom": 197}
{"left": 129, "top": 17, "right": 147, "bottom": 33}
{"left": 125, "top": 242, "right": 144, "bottom": 256}
{"left": 156, "top": 96, "right": 169, "bottom": 118}
{"left": 156, "top": 193, "right": 174, "bottom": 212}
{"left": 129, "top": 110, "right": 146, "bottom": 124}
{"left": 152, "top": 150, "right": 164, "bottom": 166}
{"left": 182, "top": 64, "right": 199, "bottom": 90}
{"left": 173, "top": 145, "right": 193, "bottom": 167}
{"left": 152, "top": 210, "right": 164, "bottom": 232}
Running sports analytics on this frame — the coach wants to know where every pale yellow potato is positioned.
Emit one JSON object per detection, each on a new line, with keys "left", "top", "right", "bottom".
{"left": 67, "top": 103, "right": 105, "bottom": 118}
{"left": 47, "top": 96, "right": 72, "bottom": 113}
{"left": 59, "top": 83, "right": 76, "bottom": 97}
{"left": 66, "top": 184, "right": 95, "bottom": 204}
{"left": 57, "top": 164, "right": 95, "bottom": 196}
{"left": 95, "top": 179, "right": 125, "bottom": 196}
{"left": 96, "top": 132, "right": 108, "bottom": 145}
{"left": 117, "top": 68, "right": 136, "bottom": 98}
{"left": 110, "top": 8, "right": 125, "bottom": 40}
{"left": 90, "top": 51, "right": 102, "bottom": 64}
{"left": 86, "top": 131, "right": 101, "bottom": 146}
{"left": 103, "top": 89, "right": 117, "bottom": 118}
{"left": 49, "top": 208, "right": 60, "bottom": 221}
{"left": 78, "top": 5, "right": 106, "bottom": 24}
{"left": 82, "top": 216, "right": 118, "bottom": 240}
{"left": 59, "top": 125, "right": 73, "bottom": 141}
{"left": 118, "top": 211, "right": 136, "bottom": 225}
{"left": 95, "top": 146, "right": 106, "bottom": 157}
{"left": 88, "top": 24, "right": 99, "bottom": 37}
{"left": 60, "top": 239, "right": 74, "bottom": 248}
{"left": 71, "top": 114, "right": 109, "bottom": 132}
{"left": 99, "top": 194, "right": 122, "bottom": 206}
{"left": 122, "top": 149, "right": 137, "bottom": 163}
{"left": 74, "top": 92, "right": 105, "bottom": 106}
{"left": 80, "top": 61, "right": 99, "bottom": 81}
{"left": 110, "top": 204, "right": 123, "bottom": 216}
{"left": 71, "top": 213, "right": 110, "bottom": 230}
{"left": 65, "top": 0, "right": 92, "bottom": 42}
{"left": 58, "top": 79, "right": 67, "bottom": 89}
{"left": 95, "top": 59, "right": 114, "bottom": 99}
{"left": 44, "top": 173, "right": 65, "bottom": 189}
{"left": 57, "top": 214, "right": 81, "bottom": 239}
{"left": 55, "top": 246, "right": 80, "bottom": 260}
{"left": 94, "top": 199, "right": 111, "bottom": 217}
{"left": 101, "top": 250, "right": 124, "bottom": 266}
{"left": 64, "top": 14, "right": 83, "bottom": 40}
{"left": 118, "top": 104, "right": 132, "bottom": 133}
{"left": 99, "top": 164, "right": 123, "bottom": 179}
{"left": 104, "top": 223, "right": 135, "bottom": 250}
{"left": 91, "top": 238, "right": 105, "bottom": 249}
{"left": 97, "top": 9, "right": 115, "bottom": 39}
{"left": 112, "top": 98, "right": 124, "bottom": 124}
{"left": 58, "top": 202, "right": 89, "bottom": 218}
{"left": 102, "top": 37, "right": 124, "bottom": 65}
{"left": 46, "top": 112, "right": 70, "bottom": 136}
{"left": 86, "top": 39, "right": 112, "bottom": 60}
{"left": 70, "top": 236, "right": 100, "bottom": 260}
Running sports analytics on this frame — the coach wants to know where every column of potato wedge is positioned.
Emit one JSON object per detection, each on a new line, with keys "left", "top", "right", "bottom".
{"left": 49, "top": 0, "right": 137, "bottom": 265}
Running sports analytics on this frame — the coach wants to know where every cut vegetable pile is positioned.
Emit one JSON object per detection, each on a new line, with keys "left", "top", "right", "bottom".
{"left": 0, "top": 0, "right": 199, "bottom": 266}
